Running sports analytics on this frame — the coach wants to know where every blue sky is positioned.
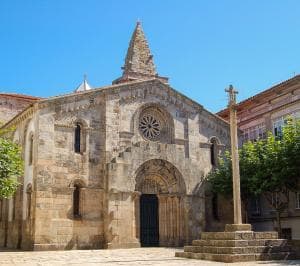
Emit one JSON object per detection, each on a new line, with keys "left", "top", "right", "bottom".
{"left": 1, "top": 1, "right": 300, "bottom": 113}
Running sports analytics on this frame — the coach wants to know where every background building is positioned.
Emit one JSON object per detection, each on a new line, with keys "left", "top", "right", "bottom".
{"left": 217, "top": 76, "right": 300, "bottom": 239}
{"left": 0, "top": 93, "right": 40, "bottom": 124}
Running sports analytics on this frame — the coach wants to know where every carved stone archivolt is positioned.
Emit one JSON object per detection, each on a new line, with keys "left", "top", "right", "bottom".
{"left": 135, "top": 159, "right": 186, "bottom": 194}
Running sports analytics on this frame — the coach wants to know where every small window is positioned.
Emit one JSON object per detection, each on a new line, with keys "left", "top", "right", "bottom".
{"left": 210, "top": 138, "right": 218, "bottom": 166}
{"left": 29, "top": 135, "right": 34, "bottom": 165}
{"left": 296, "top": 192, "right": 300, "bottom": 209}
{"left": 73, "top": 185, "right": 81, "bottom": 217}
{"left": 74, "top": 124, "right": 81, "bottom": 153}
{"left": 250, "top": 197, "right": 261, "bottom": 216}
{"left": 271, "top": 192, "right": 279, "bottom": 208}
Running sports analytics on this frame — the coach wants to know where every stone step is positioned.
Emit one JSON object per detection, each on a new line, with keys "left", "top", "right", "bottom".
{"left": 200, "top": 231, "right": 278, "bottom": 240}
{"left": 175, "top": 251, "right": 296, "bottom": 263}
{"left": 192, "top": 239, "right": 289, "bottom": 247}
{"left": 184, "top": 245, "right": 294, "bottom": 254}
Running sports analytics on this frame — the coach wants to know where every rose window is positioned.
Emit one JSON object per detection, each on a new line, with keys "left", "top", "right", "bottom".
{"left": 139, "top": 115, "right": 161, "bottom": 140}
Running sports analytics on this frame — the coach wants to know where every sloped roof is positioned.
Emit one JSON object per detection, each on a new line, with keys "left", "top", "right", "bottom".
{"left": 217, "top": 74, "right": 300, "bottom": 117}
{"left": 74, "top": 78, "right": 93, "bottom": 92}
{"left": 0, "top": 93, "right": 41, "bottom": 101}
{"left": 2, "top": 78, "right": 230, "bottom": 130}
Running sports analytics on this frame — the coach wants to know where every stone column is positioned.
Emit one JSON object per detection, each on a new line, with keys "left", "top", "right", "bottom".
{"left": 226, "top": 85, "right": 242, "bottom": 225}
{"left": 158, "top": 194, "right": 167, "bottom": 246}
{"left": 174, "top": 196, "right": 180, "bottom": 246}
{"left": 132, "top": 191, "right": 141, "bottom": 242}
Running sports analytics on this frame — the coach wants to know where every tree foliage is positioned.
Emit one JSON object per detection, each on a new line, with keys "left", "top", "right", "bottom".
{"left": 207, "top": 118, "right": 300, "bottom": 234}
{"left": 0, "top": 130, "right": 23, "bottom": 199}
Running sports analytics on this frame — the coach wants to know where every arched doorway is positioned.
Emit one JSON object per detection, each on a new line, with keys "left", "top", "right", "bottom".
{"left": 135, "top": 159, "right": 186, "bottom": 247}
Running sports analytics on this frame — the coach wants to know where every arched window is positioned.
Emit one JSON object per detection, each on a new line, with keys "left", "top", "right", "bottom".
{"left": 74, "top": 124, "right": 81, "bottom": 153}
{"left": 210, "top": 143, "right": 215, "bottom": 166}
{"left": 26, "top": 184, "right": 32, "bottom": 219}
{"left": 73, "top": 185, "right": 81, "bottom": 217}
{"left": 210, "top": 138, "right": 219, "bottom": 167}
{"left": 29, "top": 134, "right": 34, "bottom": 165}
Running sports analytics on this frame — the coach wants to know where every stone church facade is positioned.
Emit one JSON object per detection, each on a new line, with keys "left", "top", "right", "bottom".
{"left": 0, "top": 23, "right": 231, "bottom": 250}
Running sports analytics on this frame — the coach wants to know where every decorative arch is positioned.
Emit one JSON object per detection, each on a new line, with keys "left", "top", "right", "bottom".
{"left": 69, "top": 178, "right": 86, "bottom": 188}
{"left": 73, "top": 118, "right": 88, "bottom": 128}
{"left": 135, "top": 159, "right": 186, "bottom": 194}
{"left": 132, "top": 103, "right": 175, "bottom": 144}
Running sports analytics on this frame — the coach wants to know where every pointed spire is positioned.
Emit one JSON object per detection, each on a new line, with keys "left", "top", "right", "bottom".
{"left": 123, "top": 21, "right": 157, "bottom": 76}
{"left": 113, "top": 22, "right": 168, "bottom": 84}
{"left": 74, "top": 75, "right": 93, "bottom": 93}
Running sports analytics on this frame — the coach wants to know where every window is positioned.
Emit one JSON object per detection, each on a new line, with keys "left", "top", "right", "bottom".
{"left": 74, "top": 124, "right": 81, "bottom": 153}
{"left": 210, "top": 138, "right": 218, "bottom": 166}
{"left": 210, "top": 142, "right": 216, "bottom": 166}
{"left": 73, "top": 185, "right": 81, "bottom": 217}
{"left": 249, "top": 197, "right": 261, "bottom": 216}
{"left": 271, "top": 192, "right": 279, "bottom": 208}
{"left": 243, "top": 123, "right": 266, "bottom": 143}
{"left": 296, "top": 192, "right": 300, "bottom": 209}
{"left": 26, "top": 184, "right": 32, "bottom": 219}
{"left": 272, "top": 111, "right": 300, "bottom": 140}
{"left": 139, "top": 114, "right": 161, "bottom": 141}
{"left": 273, "top": 118, "right": 285, "bottom": 139}
{"left": 29, "top": 135, "right": 34, "bottom": 165}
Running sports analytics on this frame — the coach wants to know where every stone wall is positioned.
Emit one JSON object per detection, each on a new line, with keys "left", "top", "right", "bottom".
{"left": 103, "top": 79, "right": 231, "bottom": 248}
{"left": 32, "top": 92, "right": 106, "bottom": 250}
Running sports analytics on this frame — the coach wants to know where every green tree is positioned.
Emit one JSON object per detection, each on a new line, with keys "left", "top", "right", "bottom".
{"left": 0, "top": 129, "right": 23, "bottom": 199}
{"left": 207, "top": 118, "right": 300, "bottom": 236}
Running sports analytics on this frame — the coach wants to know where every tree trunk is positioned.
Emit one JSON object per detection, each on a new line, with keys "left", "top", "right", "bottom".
{"left": 276, "top": 211, "right": 282, "bottom": 238}
{"left": 242, "top": 199, "right": 249, "bottom": 224}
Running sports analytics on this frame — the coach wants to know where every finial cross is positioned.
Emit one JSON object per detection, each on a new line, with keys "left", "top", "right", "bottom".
{"left": 225, "top": 84, "right": 238, "bottom": 106}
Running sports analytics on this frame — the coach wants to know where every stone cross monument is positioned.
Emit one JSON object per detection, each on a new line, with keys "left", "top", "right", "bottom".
{"left": 176, "top": 85, "right": 297, "bottom": 262}
{"left": 225, "top": 85, "right": 242, "bottom": 225}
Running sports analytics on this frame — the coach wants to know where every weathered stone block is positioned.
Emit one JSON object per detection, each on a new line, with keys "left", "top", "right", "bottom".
{"left": 225, "top": 223, "right": 252, "bottom": 232}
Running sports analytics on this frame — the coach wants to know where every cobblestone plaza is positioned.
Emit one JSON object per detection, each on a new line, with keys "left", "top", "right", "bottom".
{"left": 0, "top": 248, "right": 299, "bottom": 266}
